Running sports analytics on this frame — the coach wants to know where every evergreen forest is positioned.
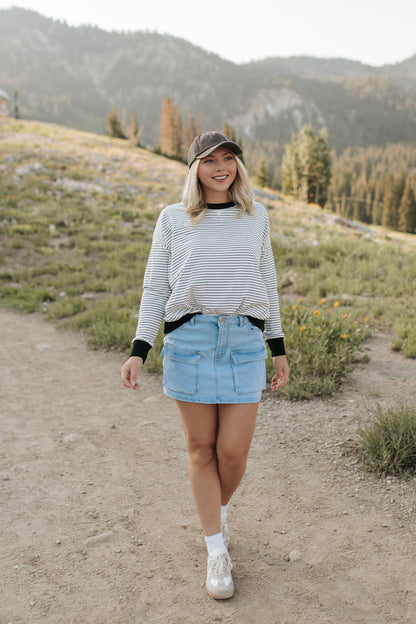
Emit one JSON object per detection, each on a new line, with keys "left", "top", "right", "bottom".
{"left": 327, "top": 145, "right": 416, "bottom": 234}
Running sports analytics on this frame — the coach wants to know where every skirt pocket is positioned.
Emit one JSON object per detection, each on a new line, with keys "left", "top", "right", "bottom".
{"left": 161, "top": 346, "right": 201, "bottom": 395}
{"left": 230, "top": 347, "right": 267, "bottom": 394}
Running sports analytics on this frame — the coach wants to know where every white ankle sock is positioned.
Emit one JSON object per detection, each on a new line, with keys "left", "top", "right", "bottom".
{"left": 221, "top": 504, "right": 229, "bottom": 519}
{"left": 205, "top": 532, "right": 227, "bottom": 555}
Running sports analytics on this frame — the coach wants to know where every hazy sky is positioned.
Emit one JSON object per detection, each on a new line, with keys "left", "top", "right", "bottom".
{"left": 1, "top": 0, "right": 416, "bottom": 66}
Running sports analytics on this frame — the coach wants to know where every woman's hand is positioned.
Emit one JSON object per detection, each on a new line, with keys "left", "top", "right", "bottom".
{"left": 120, "top": 356, "right": 143, "bottom": 391}
{"left": 271, "top": 355, "right": 290, "bottom": 391}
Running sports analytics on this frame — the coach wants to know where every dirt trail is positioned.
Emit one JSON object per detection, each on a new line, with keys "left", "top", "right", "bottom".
{"left": 1, "top": 310, "right": 416, "bottom": 624}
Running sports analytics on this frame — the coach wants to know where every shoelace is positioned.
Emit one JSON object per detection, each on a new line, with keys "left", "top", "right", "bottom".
{"left": 209, "top": 552, "right": 232, "bottom": 577}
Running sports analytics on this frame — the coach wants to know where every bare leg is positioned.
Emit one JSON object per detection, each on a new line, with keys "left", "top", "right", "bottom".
{"left": 216, "top": 403, "right": 259, "bottom": 505}
{"left": 176, "top": 400, "right": 220, "bottom": 536}
{"left": 176, "top": 400, "right": 259, "bottom": 535}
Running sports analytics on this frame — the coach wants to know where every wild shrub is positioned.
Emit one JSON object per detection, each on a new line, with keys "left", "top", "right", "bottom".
{"left": 267, "top": 298, "right": 369, "bottom": 399}
{"left": 357, "top": 404, "right": 416, "bottom": 475}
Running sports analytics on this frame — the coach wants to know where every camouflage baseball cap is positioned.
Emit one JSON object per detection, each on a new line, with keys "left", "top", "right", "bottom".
{"left": 187, "top": 131, "right": 242, "bottom": 168}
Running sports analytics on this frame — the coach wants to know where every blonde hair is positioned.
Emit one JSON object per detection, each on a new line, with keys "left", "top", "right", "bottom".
{"left": 182, "top": 156, "right": 254, "bottom": 224}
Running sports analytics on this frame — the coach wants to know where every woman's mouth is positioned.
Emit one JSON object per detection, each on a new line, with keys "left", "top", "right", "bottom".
{"left": 212, "top": 175, "right": 228, "bottom": 181}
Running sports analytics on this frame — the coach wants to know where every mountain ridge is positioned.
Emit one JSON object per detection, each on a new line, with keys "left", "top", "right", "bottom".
{"left": 1, "top": 7, "right": 416, "bottom": 159}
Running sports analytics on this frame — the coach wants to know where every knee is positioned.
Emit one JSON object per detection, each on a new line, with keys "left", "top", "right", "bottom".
{"left": 188, "top": 441, "right": 216, "bottom": 468}
{"left": 217, "top": 445, "right": 248, "bottom": 471}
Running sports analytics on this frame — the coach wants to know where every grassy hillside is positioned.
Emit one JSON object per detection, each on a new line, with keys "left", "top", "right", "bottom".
{"left": 1, "top": 119, "right": 415, "bottom": 398}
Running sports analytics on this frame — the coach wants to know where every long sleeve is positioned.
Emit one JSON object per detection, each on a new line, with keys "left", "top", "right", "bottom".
{"left": 133, "top": 210, "right": 172, "bottom": 347}
{"left": 259, "top": 216, "right": 284, "bottom": 342}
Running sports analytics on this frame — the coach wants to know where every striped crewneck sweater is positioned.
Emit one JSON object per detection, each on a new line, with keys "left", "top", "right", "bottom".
{"left": 131, "top": 200, "right": 285, "bottom": 361}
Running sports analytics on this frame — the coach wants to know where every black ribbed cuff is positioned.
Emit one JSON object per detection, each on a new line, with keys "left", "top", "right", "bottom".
{"left": 130, "top": 339, "right": 152, "bottom": 363}
{"left": 266, "top": 337, "right": 286, "bottom": 357}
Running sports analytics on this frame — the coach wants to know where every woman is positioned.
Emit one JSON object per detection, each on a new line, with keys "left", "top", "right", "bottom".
{"left": 121, "top": 131, "right": 289, "bottom": 599}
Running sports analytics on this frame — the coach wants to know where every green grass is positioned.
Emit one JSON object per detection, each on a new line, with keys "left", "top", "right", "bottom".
{"left": 1, "top": 117, "right": 416, "bottom": 399}
{"left": 68, "top": 294, "right": 139, "bottom": 351}
{"left": 391, "top": 320, "right": 416, "bottom": 358}
{"left": 357, "top": 404, "right": 416, "bottom": 475}
{"left": 46, "top": 296, "right": 87, "bottom": 320}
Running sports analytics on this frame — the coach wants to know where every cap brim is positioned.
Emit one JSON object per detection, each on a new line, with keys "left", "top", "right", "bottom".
{"left": 197, "top": 141, "right": 243, "bottom": 160}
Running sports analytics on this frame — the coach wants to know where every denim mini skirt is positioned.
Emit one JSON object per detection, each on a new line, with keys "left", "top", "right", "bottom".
{"left": 161, "top": 315, "right": 268, "bottom": 404}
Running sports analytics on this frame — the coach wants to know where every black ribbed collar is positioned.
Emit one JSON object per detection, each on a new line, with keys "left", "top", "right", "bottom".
{"left": 206, "top": 201, "right": 235, "bottom": 210}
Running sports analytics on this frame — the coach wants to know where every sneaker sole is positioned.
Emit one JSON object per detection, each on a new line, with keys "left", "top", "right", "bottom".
{"left": 206, "top": 586, "right": 235, "bottom": 600}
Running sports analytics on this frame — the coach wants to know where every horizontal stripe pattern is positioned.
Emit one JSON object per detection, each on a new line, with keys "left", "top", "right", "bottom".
{"left": 134, "top": 202, "right": 284, "bottom": 345}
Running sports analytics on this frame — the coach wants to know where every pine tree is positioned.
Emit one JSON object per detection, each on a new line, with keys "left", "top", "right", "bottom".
{"left": 129, "top": 110, "right": 138, "bottom": 138}
{"left": 282, "top": 134, "right": 301, "bottom": 197}
{"left": 255, "top": 159, "right": 271, "bottom": 188}
{"left": 398, "top": 175, "right": 416, "bottom": 233}
{"left": 298, "top": 125, "right": 316, "bottom": 203}
{"left": 281, "top": 125, "right": 331, "bottom": 207}
{"left": 372, "top": 179, "right": 383, "bottom": 224}
{"left": 313, "top": 128, "right": 332, "bottom": 206}
{"left": 127, "top": 110, "right": 143, "bottom": 146}
{"left": 393, "top": 171, "right": 406, "bottom": 224}
{"left": 14, "top": 89, "right": 19, "bottom": 119}
{"left": 106, "top": 106, "right": 125, "bottom": 139}
{"left": 158, "top": 97, "right": 173, "bottom": 155}
{"left": 158, "top": 97, "right": 184, "bottom": 160}
{"left": 382, "top": 173, "right": 396, "bottom": 228}
{"left": 183, "top": 112, "right": 196, "bottom": 158}
{"left": 222, "top": 122, "right": 236, "bottom": 141}
{"left": 170, "top": 101, "right": 183, "bottom": 160}
{"left": 120, "top": 107, "right": 127, "bottom": 137}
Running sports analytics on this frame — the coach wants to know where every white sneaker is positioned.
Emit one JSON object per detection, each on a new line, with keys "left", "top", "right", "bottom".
{"left": 206, "top": 551, "right": 234, "bottom": 599}
{"left": 221, "top": 515, "right": 230, "bottom": 548}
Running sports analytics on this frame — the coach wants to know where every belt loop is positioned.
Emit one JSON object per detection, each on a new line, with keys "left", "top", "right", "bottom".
{"left": 190, "top": 315, "right": 195, "bottom": 326}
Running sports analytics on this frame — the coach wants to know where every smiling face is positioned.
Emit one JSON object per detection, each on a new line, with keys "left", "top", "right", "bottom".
{"left": 197, "top": 146, "right": 238, "bottom": 203}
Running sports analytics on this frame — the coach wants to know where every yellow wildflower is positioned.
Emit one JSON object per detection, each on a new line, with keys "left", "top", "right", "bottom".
{"left": 353, "top": 320, "right": 358, "bottom": 324}
{"left": 334, "top": 301, "right": 340, "bottom": 308}
{"left": 292, "top": 304, "right": 297, "bottom": 310}
{"left": 313, "top": 310, "right": 321, "bottom": 316}
{"left": 343, "top": 314, "right": 348, "bottom": 319}
{"left": 297, "top": 297, "right": 302, "bottom": 303}
{"left": 300, "top": 325, "right": 306, "bottom": 331}
{"left": 365, "top": 317, "right": 369, "bottom": 322}
{"left": 341, "top": 333, "right": 349, "bottom": 339}
{"left": 318, "top": 298, "right": 326, "bottom": 305}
